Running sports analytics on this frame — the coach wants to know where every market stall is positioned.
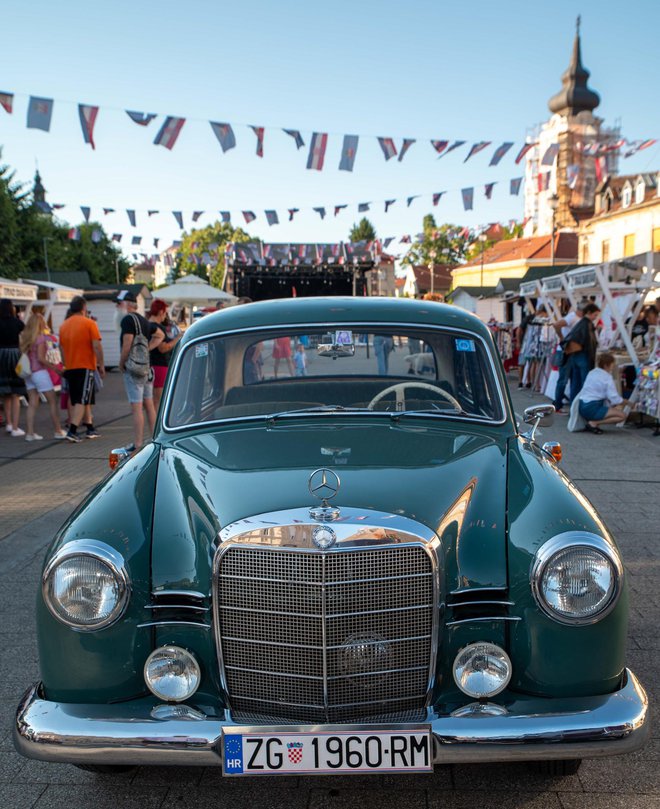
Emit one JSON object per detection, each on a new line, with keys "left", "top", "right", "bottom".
{"left": 0, "top": 277, "right": 37, "bottom": 316}
{"left": 20, "top": 279, "right": 83, "bottom": 333}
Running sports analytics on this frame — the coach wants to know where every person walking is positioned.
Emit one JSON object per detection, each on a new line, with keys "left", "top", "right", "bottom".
{"left": 564, "top": 302, "right": 601, "bottom": 403}
{"left": 0, "top": 299, "right": 26, "bottom": 436}
{"left": 147, "top": 299, "right": 181, "bottom": 409}
{"left": 19, "top": 313, "right": 67, "bottom": 441}
{"left": 117, "top": 291, "right": 163, "bottom": 449}
{"left": 59, "top": 296, "right": 105, "bottom": 443}
{"left": 551, "top": 304, "right": 583, "bottom": 413}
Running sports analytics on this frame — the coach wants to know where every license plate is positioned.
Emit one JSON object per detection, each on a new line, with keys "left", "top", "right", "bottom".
{"left": 222, "top": 728, "right": 432, "bottom": 775}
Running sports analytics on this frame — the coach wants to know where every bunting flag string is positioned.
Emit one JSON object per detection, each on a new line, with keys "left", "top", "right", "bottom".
{"left": 210, "top": 122, "right": 236, "bottom": 152}
{"left": 541, "top": 143, "right": 560, "bottom": 165}
{"left": 154, "top": 116, "right": 185, "bottom": 149}
{"left": 283, "top": 129, "right": 305, "bottom": 149}
{"left": 339, "top": 135, "right": 359, "bottom": 172}
{"left": 432, "top": 192, "right": 444, "bottom": 206}
{"left": 464, "top": 141, "right": 491, "bottom": 163}
{"left": 265, "top": 210, "right": 279, "bottom": 226}
{"left": 0, "top": 92, "right": 13, "bottom": 114}
{"left": 80, "top": 206, "right": 91, "bottom": 222}
{"left": 306, "top": 132, "right": 328, "bottom": 171}
{"left": 334, "top": 205, "right": 347, "bottom": 217}
{"left": 484, "top": 182, "right": 496, "bottom": 199}
{"left": 377, "top": 137, "right": 397, "bottom": 161}
{"left": 251, "top": 125, "right": 265, "bottom": 157}
{"left": 172, "top": 211, "right": 184, "bottom": 228}
{"left": 127, "top": 209, "right": 137, "bottom": 227}
{"left": 103, "top": 207, "right": 115, "bottom": 215}
{"left": 461, "top": 188, "right": 474, "bottom": 211}
{"left": 515, "top": 142, "right": 536, "bottom": 164}
{"left": 358, "top": 202, "right": 370, "bottom": 212}
{"left": 567, "top": 164, "right": 580, "bottom": 189}
{"left": 220, "top": 212, "right": 231, "bottom": 223}
{"left": 489, "top": 142, "right": 514, "bottom": 166}
{"left": 78, "top": 104, "right": 99, "bottom": 149}
{"left": 148, "top": 209, "right": 159, "bottom": 216}
{"left": 192, "top": 211, "right": 203, "bottom": 222}
{"left": 313, "top": 207, "right": 326, "bottom": 219}
{"left": 407, "top": 195, "right": 419, "bottom": 207}
{"left": 243, "top": 211, "right": 256, "bottom": 223}
{"left": 288, "top": 208, "right": 299, "bottom": 221}
{"left": 384, "top": 199, "right": 396, "bottom": 212}
{"left": 398, "top": 139, "right": 415, "bottom": 162}
{"left": 510, "top": 177, "right": 523, "bottom": 195}
{"left": 126, "top": 111, "right": 156, "bottom": 126}
{"left": 27, "top": 96, "right": 53, "bottom": 131}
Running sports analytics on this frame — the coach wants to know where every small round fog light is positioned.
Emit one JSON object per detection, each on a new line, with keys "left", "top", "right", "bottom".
{"left": 453, "top": 642, "right": 512, "bottom": 699}
{"left": 144, "top": 646, "right": 201, "bottom": 702}
{"left": 451, "top": 702, "right": 509, "bottom": 717}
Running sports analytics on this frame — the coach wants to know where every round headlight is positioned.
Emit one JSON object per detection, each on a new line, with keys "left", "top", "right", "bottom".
{"left": 42, "top": 540, "right": 129, "bottom": 630}
{"left": 144, "top": 646, "right": 201, "bottom": 702}
{"left": 531, "top": 533, "right": 622, "bottom": 625}
{"left": 453, "top": 642, "right": 512, "bottom": 698}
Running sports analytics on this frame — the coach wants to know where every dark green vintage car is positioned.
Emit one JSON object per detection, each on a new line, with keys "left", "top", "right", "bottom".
{"left": 15, "top": 297, "right": 648, "bottom": 776}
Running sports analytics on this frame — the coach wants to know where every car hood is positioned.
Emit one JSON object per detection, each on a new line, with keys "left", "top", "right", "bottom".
{"left": 151, "top": 420, "right": 509, "bottom": 593}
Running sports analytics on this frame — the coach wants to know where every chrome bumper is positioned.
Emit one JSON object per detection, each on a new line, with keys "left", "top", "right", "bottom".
{"left": 15, "top": 669, "right": 649, "bottom": 767}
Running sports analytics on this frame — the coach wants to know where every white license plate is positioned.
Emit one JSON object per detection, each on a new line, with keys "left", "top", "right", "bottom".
{"left": 222, "top": 728, "right": 432, "bottom": 775}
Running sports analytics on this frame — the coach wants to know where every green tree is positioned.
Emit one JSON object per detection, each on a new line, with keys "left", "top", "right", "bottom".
{"left": 348, "top": 217, "right": 377, "bottom": 242}
{"left": 463, "top": 221, "right": 524, "bottom": 262}
{"left": 401, "top": 215, "right": 473, "bottom": 267}
{"left": 0, "top": 153, "right": 31, "bottom": 278}
{"left": 174, "top": 221, "right": 252, "bottom": 289}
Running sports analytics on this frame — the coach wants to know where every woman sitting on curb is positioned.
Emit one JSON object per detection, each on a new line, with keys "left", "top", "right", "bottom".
{"left": 574, "top": 352, "right": 627, "bottom": 435}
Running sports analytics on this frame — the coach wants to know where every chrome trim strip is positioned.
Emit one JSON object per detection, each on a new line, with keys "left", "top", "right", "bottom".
{"left": 446, "top": 617, "right": 522, "bottom": 626}
{"left": 137, "top": 621, "right": 211, "bottom": 630}
{"left": 152, "top": 590, "right": 208, "bottom": 600}
{"left": 161, "top": 321, "right": 510, "bottom": 433}
{"left": 15, "top": 670, "right": 649, "bottom": 766}
{"left": 146, "top": 605, "right": 210, "bottom": 612}
{"left": 448, "top": 600, "right": 514, "bottom": 607}
{"left": 219, "top": 603, "right": 432, "bottom": 619}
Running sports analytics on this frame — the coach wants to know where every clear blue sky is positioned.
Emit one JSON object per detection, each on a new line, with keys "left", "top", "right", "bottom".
{"left": 1, "top": 0, "right": 658, "bottom": 258}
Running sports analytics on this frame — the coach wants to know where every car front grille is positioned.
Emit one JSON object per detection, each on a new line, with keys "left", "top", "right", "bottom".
{"left": 216, "top": 544, "right": 435, "bottom": 723}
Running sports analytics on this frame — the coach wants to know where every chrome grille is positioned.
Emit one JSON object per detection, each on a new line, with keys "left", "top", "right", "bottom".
{"left": 216, "top": 543, "right": 435, "bottom": 723}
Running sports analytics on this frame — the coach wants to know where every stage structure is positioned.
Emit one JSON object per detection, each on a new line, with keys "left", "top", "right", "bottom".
{"left": 224, "top": 241, "right": 382, "bottom": 301}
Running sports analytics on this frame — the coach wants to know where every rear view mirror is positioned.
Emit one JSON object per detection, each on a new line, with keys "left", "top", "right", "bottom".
{"left": 317, "top": 343, "right": 355, "bottom": 359}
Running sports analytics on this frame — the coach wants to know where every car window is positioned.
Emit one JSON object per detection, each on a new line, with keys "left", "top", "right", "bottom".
{"left": 166, "top": 327, "right": 503, "bottom": 427}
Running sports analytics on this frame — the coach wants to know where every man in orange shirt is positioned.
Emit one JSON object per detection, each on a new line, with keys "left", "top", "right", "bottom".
{"left": 59, "top": 296, "right": 105, "bottom": 443}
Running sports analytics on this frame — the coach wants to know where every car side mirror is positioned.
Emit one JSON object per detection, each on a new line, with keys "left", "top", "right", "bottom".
{"left": 522, "top": 404, "right": 555, "bottom": 441}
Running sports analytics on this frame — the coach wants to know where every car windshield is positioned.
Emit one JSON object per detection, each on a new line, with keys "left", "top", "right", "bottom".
{"left": 166, "top": 326, "right": 503, "bottom": 428}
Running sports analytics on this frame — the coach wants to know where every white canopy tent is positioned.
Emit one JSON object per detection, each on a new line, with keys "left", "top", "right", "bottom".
{"left": 154, "top": 275, "right": 237, "bottom": 323}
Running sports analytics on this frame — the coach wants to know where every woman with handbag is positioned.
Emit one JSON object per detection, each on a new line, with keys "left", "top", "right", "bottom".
{"left": 565, "top": 303, "right": 601, "bottom": 403}
{"left": 0, "top": 298, "right": 26, "bottom": 436}
{"left": 19, "top": 312, "right": 67, "bottom": 441}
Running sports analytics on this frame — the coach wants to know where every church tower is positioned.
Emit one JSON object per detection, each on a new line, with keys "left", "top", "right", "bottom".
{"left": 33, "top": 170, "right": 47, "bottom": 208}
{"left": 523, "top": 19, "right": 620, "bottom": 237}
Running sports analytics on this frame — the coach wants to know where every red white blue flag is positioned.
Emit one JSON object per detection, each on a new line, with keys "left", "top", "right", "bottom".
{"left": 192, "top": 211, "right": 203, "bottom": 222}
{"left": 407, "top": 195, "right": 419, "bottom": 207}
{"left": 384, "top": 199, "right": 396, "bottom": 212}
{"left": 27, "top": 96, "right": 53, "bottom": 131}
{"left": 334, "top": 205, "right": 347, "bottom": 217}
{"left": 210, "top": 122, "right": 236, "bottom": 152}
{"left": 80, "top": 206, "right": 91, "bottom": 222}
{"left": 377, "top": 137, "right": 397, "bottom": 160}
{"left": 464, "top": 141, "right": 491, "bottom": 163}
{"left": 594, "top": 156, "right": 607, "bottom": 184}
{"left": 541, "top": 144, "right": 560, "bottom": 166}
{"left": 536, "top": 172, "right": 551, "bottom": 192}
{"left": 339, "top": 135, "right": 359, "bottom": 172}
{"left": 436, "top": 140, "right": 466, "bottom": 159}
{"left": 68, "top": 227, "right": 81, "bottom": 241}
{"left": 400, "top": 235, "right": 411, "bottom": 243}
{"left": 358, "top": 202, "right": 370, "bottom": 212}
{"left": 0, "top": 92, "right": 13, "bottom": 114}
{"left": 431, "top": 140, "right": 448, "bottom": 155}
{"left": 220, "top": 211, "right": 231, "bottom": 223}
{"left": 288, "top": 208, "right": 300, "bottom": 221}
{"left": 127, "top": 210, "right": 137, "bottom": 227}
{"left": 313, "top": 207, "right": 326, "bottom": 219}
{"left": 515, "top": 142, "right": 536, "bottom": 164}
{"left": 398, "top": 139, "right": 415, "bottom": 162}
{"left": 432, "top": 192, "right": 445, "bottom": 206}
{"left": 251, "top": 126, "right": 265, "bottom": 157}
{"left": 265, "top": 210, "right": 279, "bottom": 226}
{"left": 132, "top": 236, "right": 142, "bottom": 245}
{"left": 78, "top": 104, "right": 99, "bottom": 149}
{"left": 484, "top": 182, "right": 496, "bottom": 199}
{"left": 112, "top": 234, "right": 122, "bottom": 242}
{"left": 126, "top": 111, "right": 157, "bottom": 126}
{"left": 154, "top": 116, "right": 185, "bottom": 149}
{"left": 624, "top": 138, "right": 657, "bottom": 158}
{"left": 489, "top": 142, "right": 513, "bottom": 166}
{"left": 461, "top": 188, "right": 474, "bottom": 210}
{"left": 567, "top": 165, "right": 580, "bottom": 189}
{"left": 243, "top": 210, "right": 256, "bottom": 223}
{"left": 103, "top": 207, "right": 115, "bottom": 215}
{"left": 510, "top": 177, "right": 522, "bottom": 195}
{"left": 173, "top": 211, "right": 184, "bottom": 228}
{"left": 307, "top": 132, "right": 328, "bottom": 170}
{"left": 283, "top": 129, "right": 305, "bottom": 149}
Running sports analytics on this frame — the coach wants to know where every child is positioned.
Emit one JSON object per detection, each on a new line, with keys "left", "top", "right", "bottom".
{"left": 578, "top": 352, "right": 626, "bottom": 434}
{"left": 294, "top": 342, "right": 307, "bottom": 377}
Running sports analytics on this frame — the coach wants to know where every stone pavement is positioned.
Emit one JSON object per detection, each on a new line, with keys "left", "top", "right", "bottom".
{"left": 0, "top": 376, "right": 657, "bottom": 808}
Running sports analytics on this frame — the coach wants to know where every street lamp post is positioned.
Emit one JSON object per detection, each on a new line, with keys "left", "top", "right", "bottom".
{"left": 548, "top": 193, "right": 559, "bottom": 267}
{"left": 478, "top": 233, "right": 488, "bottom": 288}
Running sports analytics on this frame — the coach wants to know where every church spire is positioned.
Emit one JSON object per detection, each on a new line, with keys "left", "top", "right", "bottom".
{"left": 548, "top": 17, "right": 600, "bottom": 116}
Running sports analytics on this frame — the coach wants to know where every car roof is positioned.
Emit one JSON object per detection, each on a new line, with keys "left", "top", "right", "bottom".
{"left": 181, "top": 297, "right": 493, "bottom": 343}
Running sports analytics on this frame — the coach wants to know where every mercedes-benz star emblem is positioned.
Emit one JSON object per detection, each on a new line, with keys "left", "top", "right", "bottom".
{"left": 308, "top": 468, "right": 340, "bottom": 502}
{"left": 312, "top": 525, "right": 337, "bottom": 550}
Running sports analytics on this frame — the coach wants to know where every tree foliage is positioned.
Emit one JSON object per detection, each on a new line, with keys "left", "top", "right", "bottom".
{"left": 401, "top": 215, "right": 473, "bottom": 267}
{"left": 348, "top": 217, "right": 377, "bottom": 243}
{"left": 175, "top": 221, "right": 253, "bottom": 289}
{"left": 463, "top": 221, "right": 524, "bottom": 262}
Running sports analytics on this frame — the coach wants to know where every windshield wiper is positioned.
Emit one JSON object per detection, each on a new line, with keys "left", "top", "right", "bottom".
{"left": 389, "top": 406, "right": 469, "bottom": 421}
{"left": 267, "top": 405, "right": 371, "bottom": 422}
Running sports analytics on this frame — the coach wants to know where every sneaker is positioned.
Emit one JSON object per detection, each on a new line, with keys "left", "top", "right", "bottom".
{"left": 65, "top": 430, "right": 82, "bottom": 444}
{"left": 10, "top": 428, "right": 26, "bottom": 437}
{"left": 85, "top": 428, "right": 100, "bottom": 439}
{"left": 5, "top": 424, "right": 13, "bottom": 433}
{"left": 53, "top": 430, "right": 68, "bottom": 440}
{"left": 25, "top": 433, "right": 44, "bottom": 442}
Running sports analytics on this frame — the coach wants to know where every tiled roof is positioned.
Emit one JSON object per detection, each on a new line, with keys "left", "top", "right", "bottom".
{"left": 594, "top": 173, "right": 659, "bottom": 216}
{"left": 460, "top": 232, "right": 578, "bottom": 268}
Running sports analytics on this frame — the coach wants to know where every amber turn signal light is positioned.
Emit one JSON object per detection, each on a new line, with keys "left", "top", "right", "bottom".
{"left": 542, "top": 441, "right": 562, "bottom": 463}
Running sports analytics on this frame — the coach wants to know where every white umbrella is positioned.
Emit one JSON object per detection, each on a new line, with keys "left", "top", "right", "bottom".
{"left": 155, "top": 274, "right": 236, "bottom": 322}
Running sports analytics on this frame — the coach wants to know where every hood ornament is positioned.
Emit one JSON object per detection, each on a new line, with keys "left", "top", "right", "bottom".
{"left": 308, "top": 468, "right": 341, "bottom": 522}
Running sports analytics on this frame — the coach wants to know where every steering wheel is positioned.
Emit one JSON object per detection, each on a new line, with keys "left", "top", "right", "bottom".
{"left": 367, "top": 382, "right": 462, "bottom": 412}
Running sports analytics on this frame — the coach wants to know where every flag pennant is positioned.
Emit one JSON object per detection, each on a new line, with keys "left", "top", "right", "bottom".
{"left": 334, "top": 205, "right": 347, "bottom": 217}
{"left": 283, "top": 129, "right": 305, "bottom": 149}
{"left": 510, "top": 177, "right": 523, "bottom": 195}
{"left": 126, "top": 110, "right": 157, "bottom": 126}
{"left": 192, "top": 211, "right": 203, "bottom": 222}
{"left": 484, "top": 182, "right": 496, "bottom": 199}
{"left": 439, "top": 140, "right": 466, "bottom": 159}
{"left": 358, "top": 202, "right": 370, "bottom": 212}
{"left": 103, "top": 207, "right": 115, "bottom": 215}
{"left": 595, "top": 156, "right": 607, "bottom": 184}
{"left": 383, "top": 237, "right": 395, "bottom": 248}
{"left": 78, "top": 104, "right": 99, "bottom": 149}
{"left": 464, "top": 141, "right": 491, "bottom": 163}
{"left": 153, "top": 238, "right": 159, "bottom": 248}
{"left": 154, "top": 116, "right": 185, "bottom": 149}
{"left": 250, "top": 125, "right": 265, "bottom": 157}
{"left": 91, "top": 229, "right": 102, "bottom": 244}
{"left": 313, "top": 206, "right": 326, "bottom": 219}
{"left": 536, "top": 172, "right": 551, "bottom": 192}
{"left": 132, "top": 236, "right": 142, "bottom": 245}
{"left": 567, "top": 164, "right": 580, "bottom": 189}
{"left": 0, "top": 92, "right": 13, "bottom": 114}
{"left": 243, "top": 210, "right": 256, "bottom": 223}
{"left": 112, "top": 233, "right": 122, "bottom": 242}
{"left": 80, "top": 206, "right": 91, "bottom": 222}
{"left": 384, "top": 199, "right": 396, "bottom": 212}
{"left": 265, "top": 209, "right": 279, "bottom": 226}
{"left": 288, "top": 208, "right": 299, "bottom": 221}
{"left": 398, "top": 138, "right": 415, "bottom": 162}
{"left": 27, "top": 96, "right": 53, "bottom": 131}
{"left": 68, "top": 227, "right": 80, "bottom": 241}
{"left": 489, "top": 142, "right": 514, "bottom": 166}
{"left": 377, "top": 137, "right": 397, "bottom": 160}
{"left": 127, "top": 209, "right": 137, "bottom": 227}
{"left": 400, "top": 235, "right": 411, "bottom": 243}
{"left": 515, "top": 142, "right": 536, "bottom": 164}
{"left": 51, "top": 203, "right": 65, "bottom": 210}
{"left": 172, "top": 211, "right": 184, "bottom": 229}
{"left": 339, "top": 134, "right": 359, "bottom": 172}
{"left": 432, "top": 192, "right": 445, "bottom": 206}
{"left": 148, "top": 210, "right": 159, "bottom": 216}
{"left": 220, "top": 211, "right": 231, "bottom": 223}
{"left": 623, "top": 138, "right": 657, "bottom": 158}
{"left": 541, "top": 143, "right": 560, "bottom": 166}
{"left": 307, "top": 132, "right": 328, "bottom": 170}
{"left": 210, "top": 121, "right": 236, "bottom": 152}
{"left": 407, "top": 195, "right": 419, "bottom": 207}
{"left": 36, "top": 201, "right": 52, "bottom": 213}
{"left": 461, "top": 187, "right": 474, "bottom": 210}
{"left": 431, "top": 140, "right": 448, "bottom": 155}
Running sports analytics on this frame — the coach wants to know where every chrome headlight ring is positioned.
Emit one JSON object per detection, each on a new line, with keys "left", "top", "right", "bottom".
{"left": 42, "top": 539, "right": 130, "bottom": 631}
{"left": 530, "top": 531, "right": 623, "bottom": 626}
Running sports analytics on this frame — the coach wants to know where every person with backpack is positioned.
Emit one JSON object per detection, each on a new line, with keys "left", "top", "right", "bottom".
{"left": 117, "top": 291, "right": 163, "bottom": 449}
